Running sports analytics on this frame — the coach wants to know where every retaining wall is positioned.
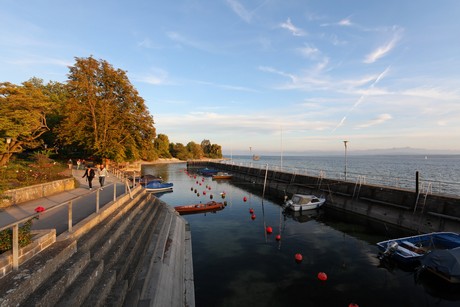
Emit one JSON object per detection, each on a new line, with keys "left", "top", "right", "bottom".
{"left": 188, "top": 161, "right": 460, "bottom": 234}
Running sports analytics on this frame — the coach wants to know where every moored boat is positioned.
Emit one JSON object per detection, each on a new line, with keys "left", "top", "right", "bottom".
{"left": 199, "top": 168, "right": 219, "bottom": 176}
{"left": 377, "top": 232, "right": 460, "bottom": 266}
{"left": 174, "top": 201, "right": 225, "bottom": 215}
{"left": 283, "top": 194, "right": 326, "bottom": 212}
{"left": 420, "top": 247, "right": 460, "bottom": 283}
{"left": 212, "top": 172, "right": 233, "bottom": 180}
{"left": 144, "top": 180, "right": 173, "bottom": 193}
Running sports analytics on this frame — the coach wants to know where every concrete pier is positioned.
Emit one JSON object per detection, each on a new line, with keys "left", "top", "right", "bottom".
{"left": 188, "top": 161, "right": 460, "bottom": 235}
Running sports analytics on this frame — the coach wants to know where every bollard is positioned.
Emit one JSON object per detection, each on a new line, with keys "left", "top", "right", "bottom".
{"left": 96, "top": 190, "right": 100, "bottom": 213}
{"left": 12, "top": 224, "right": 19, "bottom": 270}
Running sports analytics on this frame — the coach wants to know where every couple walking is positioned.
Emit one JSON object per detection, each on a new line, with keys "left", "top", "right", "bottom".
{"left": 82, "top": 164, "right": 108, "bottom": 190}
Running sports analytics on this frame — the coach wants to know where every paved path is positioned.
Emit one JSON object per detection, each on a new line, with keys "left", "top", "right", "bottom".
{"left": 0, "top": 168, "right": 128, "bottom": 235}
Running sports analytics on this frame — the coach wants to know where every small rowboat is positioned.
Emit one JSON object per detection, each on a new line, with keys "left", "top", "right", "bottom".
{"left": 212, "top": 172, "right": 233, "bottom": 180}
{"left": 174, "top": 201, "right": 225, "bottom": 215}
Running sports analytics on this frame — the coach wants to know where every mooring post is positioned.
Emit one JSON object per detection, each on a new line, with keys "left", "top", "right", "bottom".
{"left": 415, "top": 171, "right": 419, "bottom": 195}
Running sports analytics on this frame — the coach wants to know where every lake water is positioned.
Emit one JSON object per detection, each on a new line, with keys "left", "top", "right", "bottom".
{"left": 144, "top": 161, "right": 460, "bottom": 307}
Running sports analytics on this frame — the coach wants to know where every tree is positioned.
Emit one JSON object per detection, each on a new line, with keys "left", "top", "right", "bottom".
{"left": 154, "top": 134, "right": 172, "bottom": 158}
{"left": 0, "top": 81, "right": 51, "bottom": 166}
{"left": 170, "top": 143, "right": 189, "bottom": 160}
{"left": 201, "top": 139, "right": 211, "bottom": 156}
{"left": 208, "top": 144, "right": 222, "bottom": 158}
{"left": 186, "top": 141, "right": 204, "bottom": 159}
{"left": 57, "top": 56, "right": 156, "bottom": 162}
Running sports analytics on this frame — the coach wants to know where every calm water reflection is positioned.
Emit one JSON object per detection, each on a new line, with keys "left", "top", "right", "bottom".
{"left": 144, "top": 163, "right": 460, "bottom": 307}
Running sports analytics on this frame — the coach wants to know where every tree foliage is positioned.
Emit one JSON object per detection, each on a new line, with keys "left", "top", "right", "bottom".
{"left": 0, "top": 80, "right": 51, "bottom": 166}
{"left": 154, "top": 134, "right": 172, "bottom": 158}
{"left": 57, "top": 56, "right": 156, "bottom": 162}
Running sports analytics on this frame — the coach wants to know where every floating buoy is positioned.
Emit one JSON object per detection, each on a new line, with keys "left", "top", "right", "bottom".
{"left": 194, "top": 175, "right": 196, "bottom": 179}
{"left": 317, "top": 272, "right": 328, "bottom": 281}
{"left": 203, "top": 191, "right": 206, "bottom": 195}
{"left": 243, "top": 196, "right": 247, "bottom": 202}
{"left": 224, "top": 201, "right": 227, "bottom": 206}
{"left": 275, "top": 234, "right": 281, "bottom": 241}
{"left": 197, "top": 193, "right": 200, "bottom": 197}
{"left": 208, "top": 186, "right": 211, "bottom": 190}
{"left": 191, "top": 187, "right": 193, "bottom": 191}
{"left": 249, "top": 208, "right": 254, "bottom": 214}
{"left": 266, "top": 226, "right": 273, "bottom": 234}
{"left": 251, "top": 214, "right": 256, "bottom": 220}
{"left": 210, "top": 194, "right": 214, "bottom": 199}
{"left": 221, "top": 192, "right": 226, "bottom": 199}
{"left": 348, "top": 303, "right": 359, "bottom": 307}
{"left": 194, "top": 189, "right": 197, "bottom": 193}
{"left": 196, "top": 181, "right": 198, "bottom": 184}
{"left": 295, "top": 253, "right": 303, "bottom": 263}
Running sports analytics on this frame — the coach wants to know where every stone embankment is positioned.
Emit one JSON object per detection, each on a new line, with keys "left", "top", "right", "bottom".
{"left": 0, "top": 187, "right": 194, "bottom": 306}
{"left": 188, "top": 161, "right": 460, "bottom": 235}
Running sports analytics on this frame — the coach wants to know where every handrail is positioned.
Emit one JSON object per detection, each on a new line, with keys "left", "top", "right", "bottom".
{"left": 1, "top": 168, "right": 140, "bottom": 271}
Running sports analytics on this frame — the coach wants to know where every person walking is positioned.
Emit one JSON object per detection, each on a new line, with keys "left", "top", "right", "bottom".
{"left": 98, "top": 164, "right": 108, "bottom": 190}
{"left": 82, "top": 165, "right": 95, "bottom": 190}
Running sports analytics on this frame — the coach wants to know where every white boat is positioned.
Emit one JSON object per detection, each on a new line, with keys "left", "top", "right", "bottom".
{"left": 284, "top": 194, "right": 326, "bottom": 212}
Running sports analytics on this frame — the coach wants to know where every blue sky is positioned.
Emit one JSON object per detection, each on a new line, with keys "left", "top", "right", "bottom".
{"left": 2, "top": 0, "right": 460, "bottom": 155}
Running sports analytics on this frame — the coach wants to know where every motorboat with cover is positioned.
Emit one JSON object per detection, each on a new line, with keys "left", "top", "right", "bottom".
{"left": 283, "top": 194, "right": 326, "bottom": 212}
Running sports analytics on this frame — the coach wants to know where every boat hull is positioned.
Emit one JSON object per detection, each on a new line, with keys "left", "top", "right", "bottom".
{"left": 174, "top": 201, "right": 225, "bottom": 215}
{"left": 284, "top": 194, "right": 326, "bottom": 212}
{"left": 377, "top": 232, "right": 460, "bottom": 265}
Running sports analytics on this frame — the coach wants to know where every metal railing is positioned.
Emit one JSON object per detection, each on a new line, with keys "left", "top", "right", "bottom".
{"left": 0, "top": 168, "right": 141, "bottom": 271}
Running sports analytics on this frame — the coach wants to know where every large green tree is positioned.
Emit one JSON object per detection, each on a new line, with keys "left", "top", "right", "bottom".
{"left": 154, "top": 134, "right": 172, "bottom": 158}
{"left": 0, "top": 81, "right": 51, "bottom": 166}
{"left": 58, "top": 56, "right": 156, "bottom": 162}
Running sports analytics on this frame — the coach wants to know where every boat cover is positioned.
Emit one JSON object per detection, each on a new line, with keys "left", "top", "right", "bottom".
{"left": 420, "top": 247, "right": 460, "bottom": 279}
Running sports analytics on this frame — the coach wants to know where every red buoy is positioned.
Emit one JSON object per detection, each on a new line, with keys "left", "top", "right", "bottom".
{"left": 251, "top": 214, "right": 256, "bottom": 220}
{"left": 348, "top": 303, "right": 359, "bottom": 307}
{"left": 266, "top": 226, "right": 273, "bottom": 234}
{"left": 249, "top": 208, "right": 254, "bottom": 214}
{"left": 243, "top": 196, "right": 247, "bottom": 202}
{"left": 295, "top": 253, "right": 303, "bottom": 263}
{"left": 203, "top": 191, "right": 206, "bottom": 195}
{"left": 275, "top": 234, "right": 281, "bottom": 241}
{"left": 317, "top": 272, "right": 328, "bottom": 281}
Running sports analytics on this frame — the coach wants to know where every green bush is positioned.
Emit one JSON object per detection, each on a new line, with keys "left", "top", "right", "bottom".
{"left": 0, "top": 219, "right": 34, "bottom": 253}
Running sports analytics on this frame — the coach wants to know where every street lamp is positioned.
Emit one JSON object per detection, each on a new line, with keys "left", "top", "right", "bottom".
{"left": 5, "top": 137, "right": 12, "bottom": 164}
{"left": 343, "top": 140, "right": 348, "bottom": 181}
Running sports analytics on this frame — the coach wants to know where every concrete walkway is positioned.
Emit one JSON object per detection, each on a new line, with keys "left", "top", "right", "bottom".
{"left": 0, "top": 168, "right": 127, "bottom": 235}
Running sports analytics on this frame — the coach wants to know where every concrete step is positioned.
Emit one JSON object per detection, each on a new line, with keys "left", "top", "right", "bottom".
{"left": 20, "top": 193, "right": 150, "bottom": 306}
{"left": 83, "top": 197, "right": 160, "bottom": 306}
{"left": 0, "top": 239, "right": 77, "bottom": 307}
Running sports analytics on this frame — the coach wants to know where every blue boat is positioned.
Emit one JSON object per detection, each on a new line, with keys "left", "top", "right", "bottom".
{"left": 377, "top": 232, "right": 460, "bottom": 265}
{"left": 199, "top": 168, "right": 219, "bottom": 176}
{"left": 144, "top": 180, "right": 173, "bottom": 193}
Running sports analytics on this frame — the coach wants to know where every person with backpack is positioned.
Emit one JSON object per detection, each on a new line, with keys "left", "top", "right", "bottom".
{"left": 82, "top": 165, "right": 96, "bottom": 190}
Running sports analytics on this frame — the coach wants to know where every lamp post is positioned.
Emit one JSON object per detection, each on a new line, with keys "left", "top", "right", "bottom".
{"left": 5, "top": 137, "right": 12, "bottom": 164}
{"left": 343, "top": 140, "right": 348, "bottom": 181}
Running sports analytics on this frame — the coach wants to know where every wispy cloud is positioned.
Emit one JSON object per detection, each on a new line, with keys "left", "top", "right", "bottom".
{"left": 280, "top": 18, "right": 306, "bottom": 36}
{"left": 166, "top": 31, "right": 213, "bottom": 52}
{"left": 137, "top": 38, "right": 161, "bottom": 49}
{"left": 298, "top": 44, "right": 320, "bottom": 59}
{"left": 364, "top": 27, "right": 403, "bottom": 63}
{"left": 195, "top": 80, "right": 259, "bottom": 92}
{"left": 356, "top": 113, "right": 392, "bottom": 128}
{"left": 134, "top": 68, "right": 170, "bottom": 85}
{"left": 332, "top": 66, "right": 391, "bottom": 131}
{"left": 226, "top": 0, "right": 252, "bottom": 23}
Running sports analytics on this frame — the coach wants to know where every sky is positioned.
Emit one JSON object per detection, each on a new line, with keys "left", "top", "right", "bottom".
{"left": 1, "top": 0, "right": 460, "bottom": 155}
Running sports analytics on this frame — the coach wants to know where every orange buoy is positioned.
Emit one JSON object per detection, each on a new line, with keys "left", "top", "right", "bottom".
{"left": 266, "top": 226, "right": 273, "bottom": 234}
{"left": 317, "top": 272, "right": 328, "bottom": 281}
{"left": 251, "top": 214, "right": 256, "bottom": 220}
{"left": 275, "top": 234, "right": 281, "bottom": 241}
{"left": 295, "top": 253, "right": 303, "bottom": 263}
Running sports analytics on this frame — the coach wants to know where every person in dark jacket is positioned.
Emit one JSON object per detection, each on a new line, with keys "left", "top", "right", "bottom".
{"left": 82, "top": 165, "right": 95, "bottom": 190}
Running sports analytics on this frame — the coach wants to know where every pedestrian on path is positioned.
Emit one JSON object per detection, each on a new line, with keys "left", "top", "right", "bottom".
{"left": 82, "top": 165, "right": 95, "bottom": 190}
{"left": 98, "top": 164, "right": 108, "bottom": 190}
{"left": 76, "top": 159, "right": 81, "bottom": 170}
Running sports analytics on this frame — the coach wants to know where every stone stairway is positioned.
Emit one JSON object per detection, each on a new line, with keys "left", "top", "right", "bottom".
{"left": 0, "top": 188, "right": 194, "bottom": 307}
